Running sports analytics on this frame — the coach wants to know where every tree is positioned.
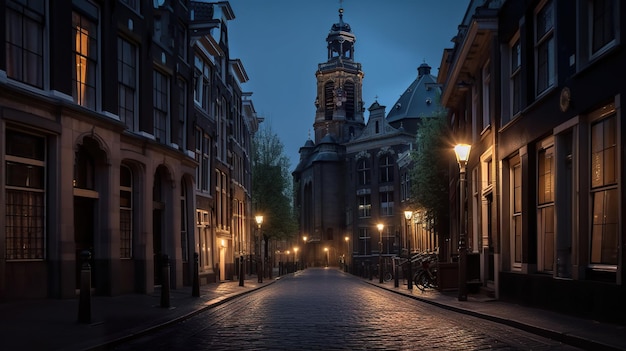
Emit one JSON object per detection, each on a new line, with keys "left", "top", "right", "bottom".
{"left": 410, "top": 111, "right": 450, "bottom": 229}
{"left": 252, "top": 125, "right": 298, "bottom": 242}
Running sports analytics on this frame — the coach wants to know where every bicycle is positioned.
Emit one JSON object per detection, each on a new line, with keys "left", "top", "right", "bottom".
{"left": 413, "top": 253, "right": 438, "bottom": 291}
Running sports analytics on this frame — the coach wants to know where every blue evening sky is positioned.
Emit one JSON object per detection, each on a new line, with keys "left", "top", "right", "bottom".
{"left": 228, "top": 0, "right": 469, "bottom": 170}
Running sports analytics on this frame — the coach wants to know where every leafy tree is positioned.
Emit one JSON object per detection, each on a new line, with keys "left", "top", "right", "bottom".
{"left": 411, "top": 110, "right": 450, "bottom": 227}
{"left": 252, "top": 125, "right": 298, "bottom": 242}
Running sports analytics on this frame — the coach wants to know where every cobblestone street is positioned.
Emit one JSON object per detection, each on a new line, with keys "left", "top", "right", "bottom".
{"left": 113, "top": 268, "right": 580, "bottom": 350}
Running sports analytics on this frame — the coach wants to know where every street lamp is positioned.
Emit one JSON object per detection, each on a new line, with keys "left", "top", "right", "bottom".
{"left": 293, "top": 247, "right": 299, "bottom": 271}
{"left": 377, "top": 223, "right": 384, "bottom": 283}
{"left": 404, "top": 210, "right": 413, "bottom": 290}
{"left": 344, "top": 236, "right": 350, "bottom": 272}
{"left": 324, "top": 247, "right": 329, "bottom": 267}
{"left": 302, "top": 235, "right": 308, "bottom": 269}
{"left": 454, "top": 143, "right": 471, "bottom": 301}
{"left": 255, "top": 215, "right": 264, "bottom": 283}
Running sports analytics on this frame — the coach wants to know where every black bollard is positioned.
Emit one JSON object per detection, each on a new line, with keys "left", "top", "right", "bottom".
{"left": 160, "top": 254, "right": 170, "bottom": 308}
{"left": 78, "top": 250, "right": 91, "bottom": 324}
{"left": 394, "top": 259, "right": 399, "bottom": 288}
{"left": 192, "top": 253, "right": 200, "bottom": 297}
{"left": 239, "top": 255, "right": 245, "bottom": 287}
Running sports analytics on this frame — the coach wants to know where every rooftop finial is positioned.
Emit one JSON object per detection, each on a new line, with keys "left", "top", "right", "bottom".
{"left": 339, "top": 0, "right": 344, "bottom": 22}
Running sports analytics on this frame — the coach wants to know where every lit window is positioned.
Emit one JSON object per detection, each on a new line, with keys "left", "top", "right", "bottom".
{"left": 72, "top": 5, "right": 98, "bottom": 109}
{"left": 590, "top": 113, "right": 618, "bottom": 265}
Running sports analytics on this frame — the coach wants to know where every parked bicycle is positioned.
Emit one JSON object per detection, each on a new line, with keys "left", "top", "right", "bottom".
{"left": 413, "top": 252, "right": 438, "bottom": 291}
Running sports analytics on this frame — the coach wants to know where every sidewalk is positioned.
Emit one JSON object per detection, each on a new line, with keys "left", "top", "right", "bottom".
{"left": 0, "top": 277, "right": 276, "bottom": 351}
{"left": 1, "top": 271, "right": 624, "bottom": 351}
{"left": 362, "top": 276, "right": 626, "bottom": 351}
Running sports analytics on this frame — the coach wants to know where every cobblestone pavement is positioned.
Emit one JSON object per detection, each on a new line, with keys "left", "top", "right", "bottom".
{"left": 113, "top": 268, "right": 581, "bottom": 350}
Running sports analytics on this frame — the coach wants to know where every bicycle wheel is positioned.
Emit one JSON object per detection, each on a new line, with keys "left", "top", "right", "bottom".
{"left": 415, "top": 271, "right": 429, "bottom": 291}
{"left": 384, "top": 271, "right": 393, "bottom": 282}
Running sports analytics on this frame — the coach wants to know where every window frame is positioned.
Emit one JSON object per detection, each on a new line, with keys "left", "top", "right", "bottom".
{"left": 535, "top": 0, "right": 556, "bottom": 96}
{"left": 118, "top": 37, "right": 138, "bottom": 131}
{"left": 5, "top": 129, "right": 47, "bottom": 261}
{"left": 72, "top": 5, "right": 99, "bottom": 110}
{"left": 5, "top": 0, "right": 46, "bottom": 89}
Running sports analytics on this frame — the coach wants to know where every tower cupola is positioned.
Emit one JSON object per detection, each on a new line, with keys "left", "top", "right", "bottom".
{"left": 326, "top": 7, "right": 356, "bottom": 61}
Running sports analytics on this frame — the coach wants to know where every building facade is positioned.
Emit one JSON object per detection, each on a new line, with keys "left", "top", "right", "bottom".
{"left": 0, "top": 0, "right": 258, "bottom": 300}
{"left": 440, "top": 0, "right": 625, "bottom": 323}
{"left": 293, "top": 7, "right": 444, "bottom": 273}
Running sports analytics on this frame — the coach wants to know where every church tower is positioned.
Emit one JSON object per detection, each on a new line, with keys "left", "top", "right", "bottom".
{"left": 313, "top": 7, "right": 365, "bottom": 143}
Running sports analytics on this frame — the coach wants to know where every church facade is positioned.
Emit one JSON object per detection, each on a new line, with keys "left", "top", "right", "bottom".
{"left": 293, "top": 8, "right": 444, "bottom": 272}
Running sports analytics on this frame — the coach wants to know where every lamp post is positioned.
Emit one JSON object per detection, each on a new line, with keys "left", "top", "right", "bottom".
{"left": 344, "top": 236, "right": 350, "bottom": 272}
{"left": 302, "top": 236, "right": 308, "bottom": 269}
{"left": 454, "top": 144, "right": 471, "bottom": 301}
{"left": 404, "top": 210, "right": 413, "bottom": 290}
{"left": 324, "top": 247, "right": 329, "bottom": 267}
{"left": 293, "top": 247, "right": 299, "bottom": 271}
{"left": 255, "top": 215, "right": 264, "bottom": 283}
{"left": 377, "top": 223, "right": 384, "bottom": 283}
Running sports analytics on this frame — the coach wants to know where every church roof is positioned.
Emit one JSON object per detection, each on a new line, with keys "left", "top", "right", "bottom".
{"left": 386, "top": 62, "right": 442, "bottom": 123}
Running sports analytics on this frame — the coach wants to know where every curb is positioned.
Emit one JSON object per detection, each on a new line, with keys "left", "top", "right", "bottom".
{"left": 363, "top": 279, "right": 622, "bottom": 351}
{"left": 87, "top": 279, "right": 277, "bottom": 351}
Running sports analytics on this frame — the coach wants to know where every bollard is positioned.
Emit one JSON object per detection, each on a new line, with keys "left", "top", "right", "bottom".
{"left": 192, "top": 252, "right": 200, "bottom": 297}
{"left": 238, "top": 255, "right": 245, "bottom": 287}
{"left": 160, "top": 254, "right": 170, "bottom": 308}
{"left": 394, "top": 260, "right": 399, "bottom": 288}
{"left": 78, "top": 250, "right": 91, "bottom": 324}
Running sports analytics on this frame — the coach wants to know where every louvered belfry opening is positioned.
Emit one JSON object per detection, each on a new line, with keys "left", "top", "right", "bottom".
{"left": 325, "top": 81, "right": 335, "bottom": 120}
{"left": 344, "top": 81, "right": 355, "bottom": 120}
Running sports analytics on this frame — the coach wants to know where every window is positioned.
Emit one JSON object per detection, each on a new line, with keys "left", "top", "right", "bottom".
{"left": 510, "top": 36, "right": 522, "bottom": 116}
{"left": 5, "top": 130, "right": 46, "bottom": 260}
{"left": 195, "top": 128, "right": 202, "bottom": 191}
{"left": 5, "top": 0, "right": 45, "bottom": 88}
{"left": 118, "top": 38, "right": 137, "bottom": 130}
{"left": 197, "top": 210, "right": 212, "bottom": 271}
{"left": 481, "top": 61, "right": 491, "bottom": 130}
{"left": 120, "top": 0, "right": 140, "bottom": 12}
{"left": 324, "top": 81, "right": 334, "bottom": 120}
{"left": 401, "top": 171, "right": 410, "bottom": 202}
{"left": 380, "top": 191, "right": 394, "bottom": 217}
{"left": 193, "top": 55, "right": 211, "bottom": 111}
{"left": 180, "top": 181, "right": 188, "bottom": 262}
{"left": 537, "top": 143, "right": 555, "bottom": 272}
{"left": 72, "top": 3, "right": 99, "bottom": 109}
{"left": 379, "top": 155, "right": 394, "bottom": 183}
{"left": 357, "top": 158, "right": 370, "bottom": 186}
{"left": 202, "top": 134, "right": 210, "bottom": 191}
{"left": 177, "top": 79, "right": 186, "bottom": 148}
{"left": 175, "top": 22, "right": 187, "bottom": 59}
{"left": 590, "top": 0, "right": 617, "bottom": 55}
{"left": 358, "top": 228, "right": 371, "bottom": 255}
{"left": 153, "top": 70, "right": 169, "bottom": 143}
{"left": 590, "top": 112, "right": 618, "bottom": 265}
{"left": 381, "top": 226, "right": 394, "bottom": 254}
{"left": 511, "top": 157, "right": 522, "bottom": 265}
{"left": 120, "top": 165, "right": 132, "bottom": 259}
{"left": 535, "top": 0, "right": 555, "bottom": 95}
{"left": 358, "top": 195, "right": 371, "bottom": 218}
